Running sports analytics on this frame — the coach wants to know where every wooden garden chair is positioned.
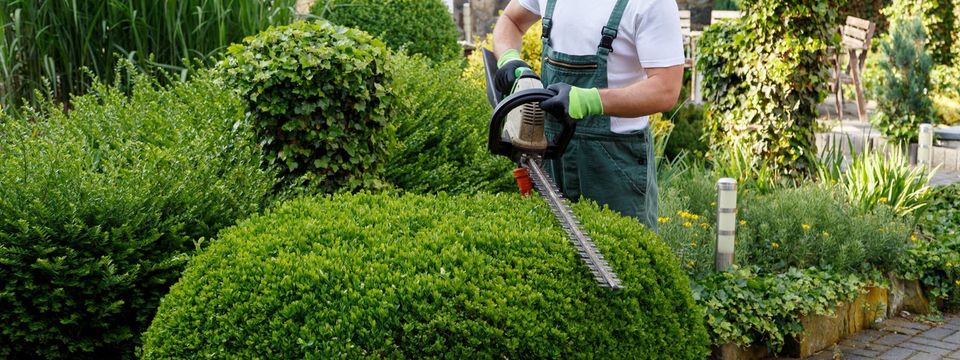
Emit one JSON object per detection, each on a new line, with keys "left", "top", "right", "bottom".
{"left": 831, "top": 16, "right": 876, "bottom": 122}
{"left": 679, "top": 10, "right": 705, "bottom": 103}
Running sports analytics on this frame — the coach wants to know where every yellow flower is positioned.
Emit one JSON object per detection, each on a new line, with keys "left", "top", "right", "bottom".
{"left": 739, "top": 220, "right": 747, "bottom": 226}
{"left": 879, "top": 197, "right": 888, "bottom": 204}
{"left": 690, "top": 242, "right": 698, "bottom": 248}
{"left": 700, "top": 223, "right": 710, "bottom": 229}
{"left": 772, "top": 242, "right": 780, "bottom": 249}
{"left": 801, "top": 224, "right": 811, "bottom": 231}
{"left": 687, "top": 260, "right": 696, "bottom": 268}
{"left": 822, "top": 231, "right": 830, "bottom": 237}
{"left": 658, "top": 216, "right": 671, "bottom": 224}
{"left": 955, "top": 279, "right": 960, "bottom": 286}
{"left": 947, "top": 262, "right": 954, "bottom": 268}
{"left": 911, "top": 234, "right": 918, "bottom": 242}
{"left": 683, "top": 221, "right": 693, "bottom": 228}
{"left": 711, "top": 202, "right": 717, "bottom": 206}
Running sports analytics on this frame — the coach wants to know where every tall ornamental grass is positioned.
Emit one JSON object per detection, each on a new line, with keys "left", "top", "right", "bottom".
{"left": 0, "top": 0, "right": 296, "bottom": 112}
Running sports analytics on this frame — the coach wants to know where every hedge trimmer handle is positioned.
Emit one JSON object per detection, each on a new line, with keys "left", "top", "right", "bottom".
{"left": 487, "top": 88, "right": 577, "bottom": 161}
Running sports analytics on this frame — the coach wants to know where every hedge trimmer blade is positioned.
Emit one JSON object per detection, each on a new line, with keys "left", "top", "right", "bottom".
{"left": 522, "top": 155, "right": 624, "bottom": 290}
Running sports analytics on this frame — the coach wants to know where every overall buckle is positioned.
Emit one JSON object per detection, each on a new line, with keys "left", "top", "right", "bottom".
{"left": 599, "top": 26, "right": 618, "bottom": 52}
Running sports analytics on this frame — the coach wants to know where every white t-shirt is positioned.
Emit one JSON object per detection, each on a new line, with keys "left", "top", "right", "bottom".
{"left": 517, "top": 0, "right": 684, "bottom": 133}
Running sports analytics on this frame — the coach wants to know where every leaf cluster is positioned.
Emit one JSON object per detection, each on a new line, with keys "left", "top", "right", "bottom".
{"left": 0, "top": 70, "right": 275, "bottom": 358}
{"left": 142, "top": 193, "right": 710, "bottom": 359}
{"left": 218, "top": 20, "right": 395, "bottom": 193}
{"left": 873, "top": 17, "right": 938, "bottom": 143}
{"left": 309, "top": 0, "right": 462, "bottom": 62}
{"left": 697, "top": 0, "right": 845, "bottom": 181}
{"left": 883, "top": 0, "right": 958, "bottom": 66}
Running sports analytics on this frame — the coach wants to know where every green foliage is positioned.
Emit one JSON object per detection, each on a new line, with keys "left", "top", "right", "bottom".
{"left": 218, "top": 20, "right": 394, "bottom": 193}
{"left": 664, "top": 103, "right": 709, "bottom": 160}
{"left": 932, "top": 64, "right": 960, "bottom": 124}
{"left": 883, "top": 0, "right": 958, "bottom": 65}
{"left": 899, "top": 235, "right": 960, "bottom": 308}
{"left": 310, "top": 0, "right": 461, "bottom": 62}
{"left": 818, "top": 145, "right": 934, "bottom": 218}
{"left": 693, "top": 267, "right": 867, "bottom": 351}
{"left": 873, "top": 17, "right": 938, "bottom": 143}
{"left": 142, "top": 193, "right": 710, "bottom": 359}
{"left": 386, "top": 53, "right": 514, "bottom": 193}
{"left": 0, "top": 0, "right": 296, "bottom": 113}
{"left": 697, "top": 0, "right": 844, "bottom": 181}
{"left": 0, "top": 70, "right": 275, "bottom": 358}
{"left": 919, "top": 184, "right": 960, "bottom": 240}
{"left": 842, "top": 0, "right": 893, "bottom": 34}
{"left": 660, "top": 170, "right": 911, "bottom": 276}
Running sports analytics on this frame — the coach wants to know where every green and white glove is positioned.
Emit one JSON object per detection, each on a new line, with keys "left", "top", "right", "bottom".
{"left": 541, "top": 83, "right": 604, "bottom": 120}
{"left": 494, "top": 49, "right": 533, "bottom": 94}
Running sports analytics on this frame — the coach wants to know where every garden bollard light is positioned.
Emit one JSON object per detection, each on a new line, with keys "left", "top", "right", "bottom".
{"left": 918, "top": 123, "right": 933, "bottom": 169}
{"left": 716, "top": 178, "right": 737, "bottom": 272}
{"left": 463, "top": 3, "right": 473, "bottom": 42}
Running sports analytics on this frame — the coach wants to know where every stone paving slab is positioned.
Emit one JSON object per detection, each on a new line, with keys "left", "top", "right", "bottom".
{"left": 781, "top": 316, "right": 960, "bottom": 359}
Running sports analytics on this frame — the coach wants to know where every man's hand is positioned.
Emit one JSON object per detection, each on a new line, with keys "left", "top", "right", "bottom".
{"left": 494, "top": 49, "right": 532, "bottom": 94}
{"left": 541, "top": 83, "right": 604, "bottom": 120}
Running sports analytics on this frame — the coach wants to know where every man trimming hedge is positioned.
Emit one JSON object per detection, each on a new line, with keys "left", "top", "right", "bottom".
{"left": 493, "top": 0, "right": 684, "bottom": 229}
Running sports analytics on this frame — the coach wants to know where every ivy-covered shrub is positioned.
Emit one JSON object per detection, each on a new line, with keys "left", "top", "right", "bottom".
{"left": 0, "top": 72, "right": 275, "bottom": 358}
{"left": 873, "top": 17, "right": 938, "bottom": 143}
{"left": 218, "top": 20, "right": 394, "bottom": 193}
{"left": 694, "top": 267, "right": 867, "bottom": 351}
{"left": 659, "top": 169, "right": 911, "bottom": 276}
{"left": 697, "top": 0, "right": 843, "bottom": 181}
{"left": 310, "top": 0, "right": 461, "bottom": 62}
{"left": 386, "top": 53, "right": 514, "bottom": 193}
{"left": 142, "top": 193, "right": 710, "bottom": 359}
{"left": 883, "top": 0, "right": 957, "bottom": 65}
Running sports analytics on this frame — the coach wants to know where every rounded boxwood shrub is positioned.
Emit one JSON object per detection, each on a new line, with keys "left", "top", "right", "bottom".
{"left": 0, "top": 71, "right": 275, "bottom": 358}
{"left": 310, "top": 0, "right": 461, "bottom": 62}
{"left": 386, "top": 53, "right": 515, "bottom": 194}
{"left": 142, "top": 193, "right": 710, "bottom": 359}
{"left": 218, "top": 20, "right": 395, "bottom": 193}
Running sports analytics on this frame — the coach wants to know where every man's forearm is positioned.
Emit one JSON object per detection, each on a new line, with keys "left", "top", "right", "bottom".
{"left": 598, "top": 66, "right": 684, "bottom": 118}
{"left": 493, "top": 13, "right": 525, "bottom": 57}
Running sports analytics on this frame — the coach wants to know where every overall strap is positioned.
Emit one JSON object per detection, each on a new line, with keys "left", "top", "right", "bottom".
{"left": 542, "top": 0, "right": 558, "bottom": 45}
{"left": 598, "top": 0, "right": 630, "bottom": 56}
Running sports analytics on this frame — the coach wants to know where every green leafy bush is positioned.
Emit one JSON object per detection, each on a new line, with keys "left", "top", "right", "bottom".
{"left": 694, "top": 267, "right": 867, "bottom": 351}
{"left": 218, "top": 20, "right": 395, "bottom": 193}
{"left": 901, "top": 184, "right": 960, "bottom": 308}
{"left": 0, "top": 0, "right": 297, "bottom": 113}
{"left": 0, "top": 71, "right": 275, "bottom": 358}
{"left": 310, "top": 0, "right": 461, "bottom": 62}
{"left": 386, "top": 53, "right": 514, "bottom": 193}
{"left": 664, "top": 103, "right": 709, "bottom": 160}
{"left": 697, "top": 0, "right": 843, "bottom": 181}
{"left": 142, "top": 193, "right": 710, "bottom": 359}
{"left": 659, "top": 170, "right": 911, "bottom": 276}
{"left": 873, "top": 17, "right": 938, "bottom": 143}
{"left": 919, "top": 183, "right": 960, "bottom": 239}
{"left": 883, "top": 0, "right": 957, "bottom": 66}
{"left": 932, "top": 64, "right": 960, "bottom": 124}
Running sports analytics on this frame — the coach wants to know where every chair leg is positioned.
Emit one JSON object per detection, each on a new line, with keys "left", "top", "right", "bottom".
{"left": 834, "top": 53, "right": 843, "bottom": 118}
{"left": 849, "top": 50, "right": 867, "bottom": 122}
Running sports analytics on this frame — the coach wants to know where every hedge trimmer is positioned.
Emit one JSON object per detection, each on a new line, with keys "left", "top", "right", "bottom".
{"left": 481, "top": 49, "right": 623, "bottom": 290}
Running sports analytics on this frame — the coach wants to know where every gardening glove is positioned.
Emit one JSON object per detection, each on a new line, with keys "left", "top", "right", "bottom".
{"left": 494, "top": 49, "right": 533, "bottom": 95}
{"left": 541, "top": 83, "right": 604, "bottom": 120}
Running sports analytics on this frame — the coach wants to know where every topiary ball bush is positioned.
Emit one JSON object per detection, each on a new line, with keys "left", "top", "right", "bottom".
{"left": 142, "top": 193, "right": 709, "bottom": 359}
{"left": 310, "top": 0, "right": 461, "bottom": 62}
{"left": 218, "top": 20, "right": 395, "bottom": 193}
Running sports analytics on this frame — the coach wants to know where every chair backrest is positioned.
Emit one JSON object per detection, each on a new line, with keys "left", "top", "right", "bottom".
{"left": 679, "top": 10, "right": 691, "bottom": 36}
{"left": 841, "top": 16, "right": 876, "bottom": 51}
{"left": 710, "top": 10, "right": 742, "bottom": 24}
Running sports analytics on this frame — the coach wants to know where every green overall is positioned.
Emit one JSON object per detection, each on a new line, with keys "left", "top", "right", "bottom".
{"left": 540, "top": 0, "right": 659, "bottom": 230}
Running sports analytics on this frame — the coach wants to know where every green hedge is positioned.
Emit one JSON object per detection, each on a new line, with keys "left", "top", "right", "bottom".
{"left": 883, "top": 0, "right": 958, "bottom": 66}
{"left": 218, "top": 20, "right": 394, "bottom": 193}
{"left": 310, "top": 0, "right": 461, "bottom": 62}
{"left": 0, "top": 71, "right": 275, "bottom": 358}
{"left": 385, "top": 53, "right": 515, "bottom": 194}
{"left": 142, "top": 193, "right": 710, "bottom": 359}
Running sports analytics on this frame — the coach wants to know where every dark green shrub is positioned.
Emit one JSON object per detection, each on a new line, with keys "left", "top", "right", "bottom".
{"left": 0, "top": 0, "right": 297, "bottom": 113}
{"left": 697, "top": 0, "right": 843, "bottom": 181}
{"left": 0, "top": 71, "right": 275, "bottom": 358}
{"left": 142, "top": 193, "right": 710, "bottom": 359}
{"left": 386, "top": 53, "right": 514, "bottom": 194}
{"left": 883, "top": 0, "right": 957, "bottom": 65}
{"left": 218, "top": 20, "right": 395, "bottom": 193}
{"left": 664, "top": 103, "right": 708, "bottom": 160}
{"left": 310, "top": 0, "right": 461, "bottom": 62}
{"left": 659, "top": 169, "right": 911, "bottom": 276}
{"left": 873, "top": 17, "right": 938, "bottom": 143}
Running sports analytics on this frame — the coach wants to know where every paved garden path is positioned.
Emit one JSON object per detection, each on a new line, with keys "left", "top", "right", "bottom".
{"left": 798, "top": 316, "right": 960, "bottom": 359}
